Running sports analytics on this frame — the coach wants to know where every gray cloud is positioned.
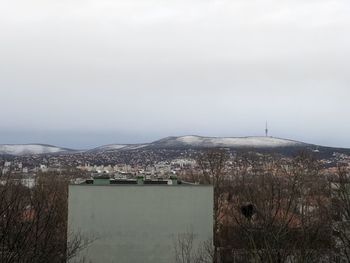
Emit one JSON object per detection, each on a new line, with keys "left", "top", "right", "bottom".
{"left": 0, "top": 0, "right": 349, "bottom": 148}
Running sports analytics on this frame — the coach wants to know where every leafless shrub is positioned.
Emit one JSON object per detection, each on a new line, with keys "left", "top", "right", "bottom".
{"left": 173, "top": 231, "right": 214, "bottom": 263}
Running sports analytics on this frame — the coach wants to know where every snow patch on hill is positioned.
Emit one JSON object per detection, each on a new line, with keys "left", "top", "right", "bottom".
{"left": 122, "top": 144, "right": 149, "bottom": 150}
{"left": 90, "top": 144, "right": 149, "bottom": 152}
{"left": 154, "top": 136, "right": 306, "bottom": 148}
{"left": 0, "top": 144, "right": 71, "bottom": 156}
{"left": 91, "top": 144, "right": 128, "bottom": 151}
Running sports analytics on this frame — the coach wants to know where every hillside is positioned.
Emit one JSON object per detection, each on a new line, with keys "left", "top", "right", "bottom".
{"left": 0, "top": 144, "right": 74, "bottom": 156}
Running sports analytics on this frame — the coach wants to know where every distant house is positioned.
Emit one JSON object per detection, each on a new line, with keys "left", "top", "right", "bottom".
{"left": 68, "top": 176, "right": 213, "bottom": 263}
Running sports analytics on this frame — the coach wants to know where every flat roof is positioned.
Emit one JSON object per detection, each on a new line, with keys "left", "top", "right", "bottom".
{"left": 69, "top": 182, "right": 211, "bottom": 187}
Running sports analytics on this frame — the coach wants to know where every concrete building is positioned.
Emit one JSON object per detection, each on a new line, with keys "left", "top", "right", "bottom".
{"left": 68, "top": 177, "right": 213, "bottom": 263}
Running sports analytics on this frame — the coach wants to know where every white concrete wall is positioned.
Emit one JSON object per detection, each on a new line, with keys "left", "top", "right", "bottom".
{"left": 68, "top": 185, "right": 213, "bottom": 263}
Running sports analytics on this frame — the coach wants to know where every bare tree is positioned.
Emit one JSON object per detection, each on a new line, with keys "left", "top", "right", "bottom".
{"left": 197, "top": 149, "right": 229, "bottom": 263}
{"left": 197, "top": 151, "right": 332, "bottom": 263}
{"left": 0, "top": 173, "right": 92, "bottom": 263}
{"left": 331, "top": 165, "right": 350, "bottom": 262}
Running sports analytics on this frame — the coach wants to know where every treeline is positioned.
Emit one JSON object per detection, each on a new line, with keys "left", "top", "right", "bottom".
{"left": 193, "top": 150, "right": 350, "bottom": 263}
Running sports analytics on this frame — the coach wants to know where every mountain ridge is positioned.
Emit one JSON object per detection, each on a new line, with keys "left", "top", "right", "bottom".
{"left": 0, "top": 136, "right": 348, "bottom": 156}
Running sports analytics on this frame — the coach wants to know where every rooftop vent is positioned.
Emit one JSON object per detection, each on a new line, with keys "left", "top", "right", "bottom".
{"left": 85, "top": 179, "right": 94, "bottom": 184}
{"left": 137, "top": 176, "right": 144, "bottom": 185}
{"left": 110, "top": 179, "right": 137, "bottom": 185}
{"left": 92, "top": 176, "right": 111, "bottom": 185}
{"left": 144, "top": 180, "right": 168, "bottom": 185}
{"left": 169, "top": 175, "right": 178, "bottom": 185}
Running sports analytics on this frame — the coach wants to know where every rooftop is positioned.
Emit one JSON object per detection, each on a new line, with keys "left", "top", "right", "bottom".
{"left": 76, "top": 176, "right": 197, "bottom": 186}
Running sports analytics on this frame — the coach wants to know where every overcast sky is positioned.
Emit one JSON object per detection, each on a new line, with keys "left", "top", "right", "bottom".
{"left": 0, "top": 0, "right": 349, "bottom": 149}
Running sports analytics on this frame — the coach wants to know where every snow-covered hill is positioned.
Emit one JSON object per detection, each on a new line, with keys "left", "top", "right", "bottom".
{"left": 150, "top": 136, "right": 307, "bottom": 149}
{"left": 87, "top": 136, "right": 309, "bottom": 154}
{"left": 0, "top": 144, "right": 74, "bottom": 156}
{"left": 0, "top": 136, "right": 317, "bottom": 156}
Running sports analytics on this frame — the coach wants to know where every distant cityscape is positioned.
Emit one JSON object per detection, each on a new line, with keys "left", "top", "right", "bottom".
{"left": 1, "top": 135, "right": 350, "bottom": 187}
